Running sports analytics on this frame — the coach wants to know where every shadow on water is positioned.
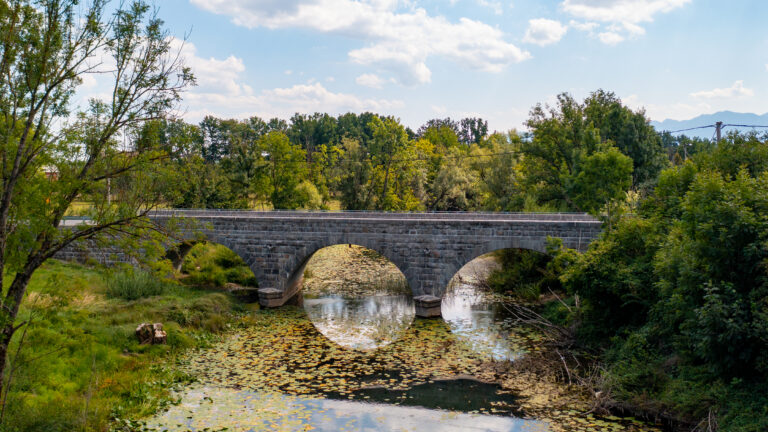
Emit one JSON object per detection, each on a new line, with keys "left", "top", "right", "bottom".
{"left": 327, "top": 378, "right": 524, "bottom": 416}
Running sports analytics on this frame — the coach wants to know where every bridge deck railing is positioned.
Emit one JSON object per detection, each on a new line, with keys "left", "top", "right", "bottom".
{"left": 146, "top": 209, "right": 600, "bottom": 222}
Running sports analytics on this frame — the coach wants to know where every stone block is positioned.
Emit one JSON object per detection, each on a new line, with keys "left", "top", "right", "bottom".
{"left": 258, "top": 287, "right": 284, "bottom": 308}
{"left": 414, "top": 295, "right": 442, "bottom": 318}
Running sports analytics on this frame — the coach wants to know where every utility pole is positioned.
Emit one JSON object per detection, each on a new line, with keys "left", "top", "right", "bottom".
{"left": 715, "top": 121, "right": 723, "bottom": 142}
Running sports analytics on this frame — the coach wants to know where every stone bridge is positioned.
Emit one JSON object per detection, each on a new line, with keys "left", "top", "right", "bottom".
{"left": 145, "top": 210, "right": 602, "bottom": 317}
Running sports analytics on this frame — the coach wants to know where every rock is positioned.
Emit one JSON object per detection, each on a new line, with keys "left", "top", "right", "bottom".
{"left": 153, "top": 323, "right": 167, "bottom": 344}
{"left": 258, "top": 287, "right": 283, "bottom": 307}
{"left": 136, "top": 322, "right": 167, "bottom": 344}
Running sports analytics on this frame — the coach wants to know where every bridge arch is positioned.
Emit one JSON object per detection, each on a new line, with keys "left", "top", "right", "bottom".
{"left": 279, "top": 237, "right": 415, "bottom": 302}
{"left": 440, "top": 236, "right": 552, "bottom": 299}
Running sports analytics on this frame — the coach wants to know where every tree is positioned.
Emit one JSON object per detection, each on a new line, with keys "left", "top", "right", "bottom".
{"left": 260, "top": 131, "right": 307, "bottom": 209}
{"left": 521, "top": 92, "right": 642, "bottom": 214}
{"left": 472, "top": 131, "right": 523, "bottom": 211}
{"left": 368, "top": 117, "right": 409, "bottom": 210}
{"left": 521, "top": 93, "right": 602, "bottom": 211}
{"left": 458, "top": 117, "right": 488, "bottom": 145}
{"left": 582, "top": 90, "right": 667, "bottom": 187}
{"left": 337, "top": 138, "right": 373, "bottom": 210}
{"left": 0, "top": 0, "right": 192, "bottom": 406}
{"left": 570, "top": 147, "right": 633, "bottom": 215}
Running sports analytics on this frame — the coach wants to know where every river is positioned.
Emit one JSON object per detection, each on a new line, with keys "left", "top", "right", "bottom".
{"left": 142, "top": 247, "right": 663, "bottom": 432}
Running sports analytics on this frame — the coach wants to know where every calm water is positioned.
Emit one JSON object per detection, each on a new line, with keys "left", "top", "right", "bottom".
{"left": 302, "top": 293, "right": 415, "bottom": 350}
{"left": 442, "top": 283, "right": 528, "bottom": 361}
{"left": 145, "top": 384, "right": 547, "bottom": 432}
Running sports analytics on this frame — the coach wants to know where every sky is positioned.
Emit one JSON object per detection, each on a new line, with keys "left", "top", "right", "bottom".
{"left": 89, "top": 0, "right": 768, "bottom": 132}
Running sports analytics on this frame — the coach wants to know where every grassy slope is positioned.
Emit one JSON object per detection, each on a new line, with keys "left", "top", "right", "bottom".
{"left": 2, "top": 260, "right": 242, "bottom": 432}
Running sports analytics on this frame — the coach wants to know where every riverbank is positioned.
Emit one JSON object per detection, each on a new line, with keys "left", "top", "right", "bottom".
{"left": 2, "top": 260, "right": 244, "bottom": 432}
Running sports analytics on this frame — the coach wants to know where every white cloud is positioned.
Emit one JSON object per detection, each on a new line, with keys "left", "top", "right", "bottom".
{"left": 623, "top": 94, "right": 712, "bottom": 121}
{"left": 569, "top": 20, "right": 598, "bottom": 32}
{"left": 690, "top": 80, "right": 754, "bottom": 100}
{"left": 477, "top": 0, "right": 503, "bottom": 15}
{"left": 561, "top": 0, "right": 690, "bottom": 44}
{"left": 355, "top": 73, "right": 386, "bottom": 89}
{"left": 431, "top": 105, "right": 447, "bottom": 114}
{"left": 171, "top": 39, "right": 402, "bottom": 121}
{"left": 189, "top": 0, "right": 530, "bottom": 85}
{"left": 598, "top": 31, "right": 624, "bottom": 45}
{"left": 523, "top": 18, "right": 568, "bottom": 46}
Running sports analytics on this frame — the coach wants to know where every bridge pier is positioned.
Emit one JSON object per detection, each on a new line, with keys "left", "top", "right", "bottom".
{"left": 414, "top": 295, "right": 442, "bottom": 318}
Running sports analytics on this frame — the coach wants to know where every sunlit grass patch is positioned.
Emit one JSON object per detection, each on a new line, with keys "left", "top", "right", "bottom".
{"left": 3, "top": 260, "right": 240, "bottom": 432}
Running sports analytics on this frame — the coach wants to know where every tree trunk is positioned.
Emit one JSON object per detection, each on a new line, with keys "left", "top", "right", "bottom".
{"left": 0, "top": 261, "right": 40, "bottom": 408}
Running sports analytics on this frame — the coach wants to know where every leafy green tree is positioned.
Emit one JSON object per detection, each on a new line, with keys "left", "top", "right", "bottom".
{"left": 337, "top": 138, "right": 373, "bottom": 210}
{"left": 583, "top": 90, "right": 667, "bottom": 187}
{"left": 653, "top": 169, "right": 768, "bottom": 376}
{"left": 521, "top": 93, "right": 602, "bottom": 211}
{"left": 561, "top": 217, "right": 661, "bottom": 341}
{"left": 168, "top": 156, "right": 245, "bottom": 208}
{"left": 471, "top": 131, "right": 524, "bottom": 211}
{"left": 199, "top": 116, "right": 230, "bottom": 162}
{"left": 458, "top": 117, "right": 488, "bottom": 145}
{"left": 0, "top": 0, "right": 192, "bottom": 403}
{"left": 570, "top": 147, "right": 633, "bottom": 216}
{"left": 368, "top": 117, "right": 410, "bottom": 210}
{"left": 522, "top": 92, "right": 644, "bottom": 214}
{"left": 261, "top": 132, "right": 307, "bottom": 209}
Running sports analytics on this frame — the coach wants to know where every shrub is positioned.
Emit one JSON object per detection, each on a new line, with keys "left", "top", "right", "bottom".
{"left": 487, "top": 248, "right": 554, "bottom": 300}
{"left": 105, "top": 270, "right": 167, "bottom": 300}
{"left": 181, "top": 243, "right": 258, "bottom": 288}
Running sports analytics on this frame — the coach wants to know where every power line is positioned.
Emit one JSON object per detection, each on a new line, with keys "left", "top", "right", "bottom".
{"left": 722, "top": 124, "right": 768, "bottom": 128}
{"left": 665, "top": 123, "right": 768, "bottom": 134}
{"left": 665, "top": 124, "right": 716, "bottom": 134}
{"left": 258, "top": 150, "right": 520, "bottom": 165}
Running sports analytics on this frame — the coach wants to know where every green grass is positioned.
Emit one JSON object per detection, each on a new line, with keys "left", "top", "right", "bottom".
{"left": 105, "top": 270, "right": 170, "bottom": 300}
{"left": 1, "top": 260, "right": 241, "bottom": 432}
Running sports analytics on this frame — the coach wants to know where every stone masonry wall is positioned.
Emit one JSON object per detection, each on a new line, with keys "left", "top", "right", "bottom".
{"left": 56, "top": 211, "right": 603, "bottom": 313}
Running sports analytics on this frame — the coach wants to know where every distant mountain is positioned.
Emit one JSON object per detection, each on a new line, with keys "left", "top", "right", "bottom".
{"left": 651, "top": 111, "right": 768, "bottom": 139}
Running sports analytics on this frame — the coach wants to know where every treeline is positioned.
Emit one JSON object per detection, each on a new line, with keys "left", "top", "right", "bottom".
{"left": 551, "top": 130, "right": 768, "bottom": 430}
{"left": 136, "top": 90, "right": 690, "bottom": 215}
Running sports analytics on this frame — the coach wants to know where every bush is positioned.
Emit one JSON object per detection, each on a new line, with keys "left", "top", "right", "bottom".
{"left": 181, "top": 243, "right": 258, "bottom": 288}
{"left": 487, "top": 248, "right": 554, "bottom": 301}
{"left": 105, "top": 270, "right": 167, "bottom": 300}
